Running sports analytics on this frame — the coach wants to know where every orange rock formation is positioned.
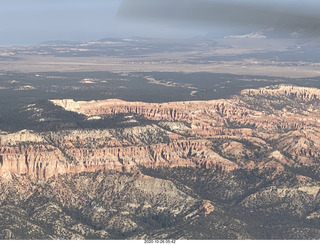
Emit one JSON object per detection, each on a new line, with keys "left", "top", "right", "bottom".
{"left": 1, "top": 85, "right": 320, "bottom": 180}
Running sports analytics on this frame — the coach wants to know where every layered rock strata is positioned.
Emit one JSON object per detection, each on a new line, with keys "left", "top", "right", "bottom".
{"left": 1, "top": 85, "right": 320, "bottom": 180}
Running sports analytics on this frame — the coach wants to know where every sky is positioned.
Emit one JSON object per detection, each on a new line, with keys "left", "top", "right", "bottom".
{"left": 0, "top": 0, "right": 123, "bottom": 45}
{"left": 1, "top": 0, "right": 320, "bottom": 45}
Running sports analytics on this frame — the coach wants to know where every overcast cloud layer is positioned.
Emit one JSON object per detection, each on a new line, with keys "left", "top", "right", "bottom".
{"left": 1, "top": 0, "right": 320, "bottom": 45}
{"left": 118, "top": 0, "right": 320, "bottom": 37}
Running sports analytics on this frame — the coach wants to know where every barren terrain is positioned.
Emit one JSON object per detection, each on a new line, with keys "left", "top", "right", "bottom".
{"left": 1, "top": 85, "right": 320, "bottom": 239}
{"left": 1, "top": 38, "right": 320, "bottom": 78}
{"left": 1, "top": 38, "right": 320, "bottom": 239}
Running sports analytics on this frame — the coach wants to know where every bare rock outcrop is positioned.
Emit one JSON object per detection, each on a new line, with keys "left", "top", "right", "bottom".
{"left": 242, "top": 85, "right": 320, "bottom": 102}
{"left": 2, "top": 85, "right": 320, "bottom": 180}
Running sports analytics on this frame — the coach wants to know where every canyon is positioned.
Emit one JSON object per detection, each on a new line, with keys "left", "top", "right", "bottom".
{"left": 2, "top": 84, "right": 319, "bottom": 180}
{"left": 1, "top": 84, "right": 320, "bottom": 239}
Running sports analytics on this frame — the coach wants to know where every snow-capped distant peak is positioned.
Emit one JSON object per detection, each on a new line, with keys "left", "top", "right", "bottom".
{"left": 224, "top": 31, "right": 266, "bottom": 39}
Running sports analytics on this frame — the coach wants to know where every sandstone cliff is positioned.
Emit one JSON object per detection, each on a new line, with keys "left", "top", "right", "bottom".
{"left": 3, "top": 85, "right": 320, "bottom": 240}
{"left": 1, "top": 85, "right": 320, "bottom": 180}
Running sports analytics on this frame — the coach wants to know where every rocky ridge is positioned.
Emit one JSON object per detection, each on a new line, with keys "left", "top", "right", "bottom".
{"left": 1, "top": 85, "right": 320, "bottom": 180}
{"left": 2, "top": 84, "right": 320, "bottom": 239}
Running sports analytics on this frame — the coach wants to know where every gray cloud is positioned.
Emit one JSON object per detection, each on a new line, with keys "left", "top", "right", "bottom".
{"left": 118, "top": 0, "right": 320, "bottom": 36}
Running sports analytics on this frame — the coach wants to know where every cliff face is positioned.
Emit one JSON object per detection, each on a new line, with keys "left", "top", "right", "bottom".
{"left": 241, "top": 85, "right": 320, "bottom": 101}
{"left": 3, "top": 85, "right": 320, "bottom": 239}
{"left": 0, "top": 144, "right": 68, "bottom": 180}
{"left": 1, "top": 84, "right": 320, "bottom": 181}
{"left": 0, "top": 134, "right": 238, "bottom": 180}
{"left": 51, "top": 85, "right": 320, "bottom": 138}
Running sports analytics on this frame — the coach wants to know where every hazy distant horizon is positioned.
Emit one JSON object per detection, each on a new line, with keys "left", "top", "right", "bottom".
{"left": 0, "top": 0, "right": 212, "bottom": 46}
{"left": 1, "top": 0, "right": 320, "bottom": 46}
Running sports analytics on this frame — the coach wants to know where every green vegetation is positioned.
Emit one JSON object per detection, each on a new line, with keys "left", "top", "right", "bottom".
{"left": 0, "top": 70, "right": 312, "bottom": 132}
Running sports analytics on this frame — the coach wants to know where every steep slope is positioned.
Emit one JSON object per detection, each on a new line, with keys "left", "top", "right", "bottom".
{"left": 1, "top": 84, "right": 320, "bottom": 239}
